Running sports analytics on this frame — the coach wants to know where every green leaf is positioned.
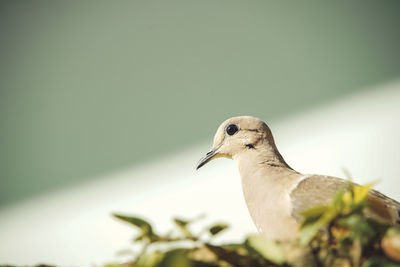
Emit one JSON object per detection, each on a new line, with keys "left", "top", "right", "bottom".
{"left": 332, "top": 187, "right": 346, "bottom": 208}
{"left": 362, "top": 257, "right": 400, "bottom": 267}
{"left": 300, "top": 207, "right": 338, "bottom": 245}
{"left": 136, "top": 250, "right": 164, "bottom": 267}
{"left": 173, "top": 218, "right": 190, "bottom": 227}
{"left": 113, "top": 214, "right": 159, "bottom": 242}
{"left": 205, "top": 243, "right": 255, "bottom": 266}
{"left": 173, "top": 217, "right": 194, "bottom": 239}
{"left": 113, "top": 214, "right": 153, "bottom": 230}
{"left": 208, "top": 223, "right": 229, "bottom": 236}
{"left": 386, "top": 227, "right": 400, "bottom": 237}
{"left": 353, "top": 183, "right": 375, "bottom": 204}
{"left": 246, "top": 234, "right": 285, "bottom": 265}
{"left": 300, "top": 221, "right": 325, "bottom": 245}
{"left": 157, "top": 248, "right": 191, "bottom": 267}
{"left": 301, "top": 205, "right": 327, "bottom": 225}
{"left": 103, "top": 263, "right": 122, "bottom": 267}
{"left": 337, "top": 214, "right": 376, "bottom": 244}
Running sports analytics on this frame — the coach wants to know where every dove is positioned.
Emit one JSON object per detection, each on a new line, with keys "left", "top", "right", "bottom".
{"left": 196, "top": 116, "right": 400, "bottom": 240}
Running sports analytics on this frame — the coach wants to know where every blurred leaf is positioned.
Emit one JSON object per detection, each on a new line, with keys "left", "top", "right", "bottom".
{"left": 349, "top": 238, "right": 362, "bottom": 267}
{"left": 246, "top": 234, "right": 285, "bottom": 265}
{"left": 342, "top": 191, "right": 353, "bottom": 206}
{"left": 301, "top": 205, "right": 327, "bottom": 225}
{"left": 113, "top": 214, "right": 153, "bottom": 230}
{"left": 300, "top": 222, "right": 324, "bottom": 245}
{"left": 205, "top": 243, "right": 256, "bottom": 267}
{"left": 221, "top": 243, "right": 248, "bottom": 253}
{"left": 136, "top": 250, "right": 164, "bottom": 267}
{"left": 113, "top": 214, "right": 160, "bottom": 242}
{"left": 332, "top": 187, "right": 346, "bottom": 208}
{"left": 353, "top": 183, "right": 375, "bottom": 204}
{"left": 157, "top": 249, "right": 191, "bottom": 267}
{"left": 190, "top": 246, "right": 218, "bottom": 263}
{"left": 208, "top": 223, "right": 228, "bottom": 236}
{"left": 342, "top": 168, "right": 354, "bottom": 180}
{"left": 174, "top": 218, "right": 190, "bottom": 227}
{"left": 337, "top": 214, "right": 375, "bottom": 244}
{"left": 173, "top": 217, "right": 195, "bottom": 239}
{"left": 362, "top": 257, "right": 400, "bottom": 267}
{"left": 300, "top": 208, "right": 338, "bottom": 245}
{"left": 386, "top": 227, "right": 400, "bottom": 237}
{"left": 103, "top": 263, "right": 122, "bottom": 267}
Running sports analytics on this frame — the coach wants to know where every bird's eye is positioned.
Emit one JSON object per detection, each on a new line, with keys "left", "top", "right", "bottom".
{"left": 226, "top": 124, "right": 239, "bottom": 136}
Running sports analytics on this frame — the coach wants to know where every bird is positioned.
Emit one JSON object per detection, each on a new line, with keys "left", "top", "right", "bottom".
{"left": 196, "top": 116, "right": 400, "bottom": 241}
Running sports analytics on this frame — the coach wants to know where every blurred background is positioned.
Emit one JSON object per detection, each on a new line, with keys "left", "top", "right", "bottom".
{"left": 1, "top": 1, "right": 400, "bottom": 266}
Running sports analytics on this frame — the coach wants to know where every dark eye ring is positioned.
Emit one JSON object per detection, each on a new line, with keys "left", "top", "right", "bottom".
{"left": 226, "top": 124, "right": 239, "bottom": 136}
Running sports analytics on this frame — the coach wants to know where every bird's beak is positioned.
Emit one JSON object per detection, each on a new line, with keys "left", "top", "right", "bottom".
{"left": 196, "top": 145, "right": 221, "bottom": 170}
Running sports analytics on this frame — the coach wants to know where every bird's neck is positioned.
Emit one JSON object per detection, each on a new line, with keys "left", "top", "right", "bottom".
{"left": 232, "top": 144, "right": 301, "bottom": 193}
{"left": 233, "top": 144, "right": 294, "bottom": 175}
{"left": 233, "top": 146, "right": 301, "bottom": 191}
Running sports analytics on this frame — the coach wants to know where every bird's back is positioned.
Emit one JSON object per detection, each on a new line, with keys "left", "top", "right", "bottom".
{"left": 290, "top": 175, "right": 400, "bottom": 224}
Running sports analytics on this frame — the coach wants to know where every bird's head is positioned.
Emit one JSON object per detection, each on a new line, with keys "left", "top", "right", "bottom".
{"left": 196, "top": 116, "right": 275, "bottom": 169}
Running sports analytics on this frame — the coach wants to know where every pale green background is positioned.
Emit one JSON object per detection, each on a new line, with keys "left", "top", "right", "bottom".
{"left": 1, "top": 1, "right": 400, "bottom": 207}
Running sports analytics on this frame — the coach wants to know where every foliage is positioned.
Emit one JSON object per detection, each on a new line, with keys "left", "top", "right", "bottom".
{"left": 2, "top": 183, "right": 399, "bottom": 267}
{"left": 107, "top": 182, "right": 400, "bottom": 267}
{"left": 107, "top": 213, "right": 285, "bottom": 267}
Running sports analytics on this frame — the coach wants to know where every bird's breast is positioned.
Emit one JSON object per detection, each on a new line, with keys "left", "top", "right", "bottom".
{"left": 239, "top": 165, "right": 301, "bottom": 240}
